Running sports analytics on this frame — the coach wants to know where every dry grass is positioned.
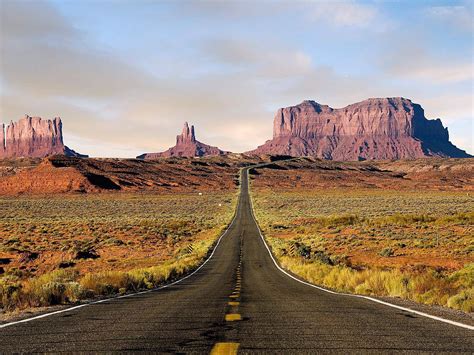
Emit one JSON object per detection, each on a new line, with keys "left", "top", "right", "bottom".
{"left": 0, "top": 191, "right": 237, "bottom": 313}
{"left": 252, "top": 188, "right": 474, "bottom": 312}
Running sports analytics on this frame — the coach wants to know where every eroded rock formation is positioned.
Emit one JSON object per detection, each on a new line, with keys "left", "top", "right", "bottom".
{"left": 0, "top": 115, "right": 87, "bottom": 158}
{"left": 248, "top": 98, "right": 471, "bottom": 160}
{"left": 137, "top": 122, "right": 227, "bottom": 159}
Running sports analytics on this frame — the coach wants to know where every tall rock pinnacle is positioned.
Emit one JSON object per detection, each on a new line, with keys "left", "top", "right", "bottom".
{"left": 137, "top": 122, "right": 228, "bottom": 159}
{"left": 177, "top": 122, "right": 196, "bottom": 145}
{"left": 0, "top": 115, "right": 87, "bottom": 158}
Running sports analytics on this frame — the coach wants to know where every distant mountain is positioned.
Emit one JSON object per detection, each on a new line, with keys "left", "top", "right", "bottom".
{"left": 0, "top": 115, "right": 87, "bottom": 158}
{"left": 247, "top": 97, "right": 471, "bottom": 160}
{"left": 137, "top": 122, "right": 228, "bottom": 159}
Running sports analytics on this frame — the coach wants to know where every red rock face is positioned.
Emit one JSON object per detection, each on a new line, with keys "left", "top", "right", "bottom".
{"left": 0, "top": 115, "right": 87, "bottom": 158}
{"left": 0, "top": 124, "right": 5, "bottom": 157}
{"left": 137, "top": 122, "right": 227, "bottom": 159}
{"left": 248, "top": 98, "right": 471, "bottom": 160}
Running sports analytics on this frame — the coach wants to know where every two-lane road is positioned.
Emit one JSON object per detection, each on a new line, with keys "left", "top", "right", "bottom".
{"left": 1, "top": 168, "right": 472, "bottom": 353}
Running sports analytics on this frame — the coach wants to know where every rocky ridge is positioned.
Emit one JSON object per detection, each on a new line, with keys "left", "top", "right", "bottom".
{"left": 248, "top": 98, "right": 471, "bottom": 160}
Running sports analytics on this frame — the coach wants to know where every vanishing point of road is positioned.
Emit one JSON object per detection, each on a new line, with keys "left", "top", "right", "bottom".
{"left": 1, "top": 168, "right": 473, "bottom": 353}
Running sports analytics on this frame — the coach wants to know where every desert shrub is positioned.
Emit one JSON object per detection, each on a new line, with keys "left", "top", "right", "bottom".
{"left": 377, "top": 214, "right": 436, "bottom": 225}
{"left": 312, "top": 251, "right": 333, "bottom": 265}
{"left": 80, "top": 271, "right": 131, "bottom": 295}
{"left": 104, "top": 237, "right": 125, "bottom": 246}
{"left": 447, "top": 289, "right": 474, "bottom": 312}
{"left": 71, "top": 241, "right": 100, "bottom": 260}
{"left": 437, "top": 212, "right": 474, "bottom": 225}
{"left": 297, "top": 244, "right": 311, "bottom": 259}
{"left": 23, "top": 269, "right": 79, "bottom": 306}
{"left": 301, "top": 214, "right": 360, "bottom": 228}
{"left": 379, "top": 247, "right": 394, "bottom": 257}
{"left": 0, "top": 280, "right": 22, "bottom": 311}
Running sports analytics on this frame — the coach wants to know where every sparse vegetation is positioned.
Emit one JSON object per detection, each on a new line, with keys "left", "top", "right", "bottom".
{"left": 0, "top": 192, "right": 237, "bottom": 313}
{"left": 251, "top": 188, "right": 474, "bottom": 312}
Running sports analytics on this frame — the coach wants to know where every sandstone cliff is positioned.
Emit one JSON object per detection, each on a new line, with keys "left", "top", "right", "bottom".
{"left": 0, "top": 115, "right": 87, "bottom": 158}
{"left": 248, "top": 98, "right": 471, "bottom": 160}
{"left": 137, "top": 122, "right": 227, "bottom": 159}
{"left": 0, "top": 124, "right": 5, "bottom": 157}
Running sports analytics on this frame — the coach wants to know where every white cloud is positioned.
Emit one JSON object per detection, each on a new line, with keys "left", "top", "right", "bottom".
{"left": 309, "top": 1, "right": 378, "bottom": 28}
{"left": 380, "top": 44, "right": 473, "bottom": 84}
{"left": 425, "top": 3, "right": 473, "bottom": 32}
{"left": 202, "top": 39, "right": 313, "bottom": 78}
{"left": 420, "top": 94, "right": 474, "bottom": 124}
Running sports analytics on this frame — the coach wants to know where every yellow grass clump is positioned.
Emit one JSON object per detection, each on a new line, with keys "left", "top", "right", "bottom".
{"left": 279, "top": 256, "right": 473, "bottom": 312}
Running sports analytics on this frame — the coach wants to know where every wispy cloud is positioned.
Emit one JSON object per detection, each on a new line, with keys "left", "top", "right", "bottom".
{"left": 425, "top": 3, "right": 473, "bottom": 32}
{"left": 308, "top": 1, "right": 379, "bottom": 28}
{"left": 379, "top": 44, "right": 473, "bottom": 84}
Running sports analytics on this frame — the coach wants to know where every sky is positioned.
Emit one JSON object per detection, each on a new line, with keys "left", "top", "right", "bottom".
{"left": 1, "top": 0, "right": 473, "bottom": 157}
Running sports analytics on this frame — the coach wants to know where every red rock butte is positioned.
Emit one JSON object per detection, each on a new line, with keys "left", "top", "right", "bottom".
{"left": 137, "top": 122, "right": 227, "bottom": 159}
{"left": 0, "top": 115, "right": 87, "bottom": 158}
{"left": 247, "top": 97, "right": 471, "bottom": 160}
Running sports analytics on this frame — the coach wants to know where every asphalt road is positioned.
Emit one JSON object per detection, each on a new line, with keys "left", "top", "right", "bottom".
{"left": 1, "top": 168, "right": 473, "bottom": 353}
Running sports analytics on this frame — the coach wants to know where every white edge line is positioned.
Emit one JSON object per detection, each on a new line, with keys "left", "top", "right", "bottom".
{"left": 245, "top": 168, "right": 474, "bottom": 331}
{"left": 0, "top": 180, "right": 243, "bottom": 329}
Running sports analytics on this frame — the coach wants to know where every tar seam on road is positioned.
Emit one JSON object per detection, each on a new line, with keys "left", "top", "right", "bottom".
{"left": 245, "top": 167, "right": 474, "bottom": 331}
{"left": 0, "top": 180, "right": 244, "bottom": 330}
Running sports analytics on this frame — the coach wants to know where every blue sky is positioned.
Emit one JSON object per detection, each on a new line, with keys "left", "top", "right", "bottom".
{"left": 1, "top": 0, "right": 472, "bottom": 157}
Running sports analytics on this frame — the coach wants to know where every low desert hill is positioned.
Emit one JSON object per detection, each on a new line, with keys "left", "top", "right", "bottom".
{"left": 0, "top": 155, "right": 260, "bottom": 195}
{"left": 249, "top": 157, "right": 474, "bottom": 191}
{"left": 0, "top": 155, "right": 472, "bottom": 195}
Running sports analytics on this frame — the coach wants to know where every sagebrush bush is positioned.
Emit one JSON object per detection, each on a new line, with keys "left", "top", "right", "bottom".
{"left": 447, "top": 289, "right": 474, "bottom": 312}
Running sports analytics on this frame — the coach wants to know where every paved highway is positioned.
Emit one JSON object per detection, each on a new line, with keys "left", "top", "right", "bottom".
{"left": 0, "top": 168, "right": 472, "bottom": 353}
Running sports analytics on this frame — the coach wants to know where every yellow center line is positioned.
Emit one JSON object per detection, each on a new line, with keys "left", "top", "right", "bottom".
{"left": 210, "top": 342, "right": 240, "bottom": 355}
{"left": 229, "top": 294, "right": 239, "bottom": 299}
{"left": 225, "top": 313, "right": 242, "bottom": 322}
{"left": 228, "top": 301, "right": 240, "bottom": 306}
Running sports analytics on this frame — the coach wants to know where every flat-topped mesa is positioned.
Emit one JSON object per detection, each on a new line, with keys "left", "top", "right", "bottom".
{"left": 0, "top": 115, "right": 87, "bottom": 158}
{"left": 137, "top": 122, "right": 228, "bottom": 159}
{"left": 248, "top": 97, "right": 471, "bottom": 160}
